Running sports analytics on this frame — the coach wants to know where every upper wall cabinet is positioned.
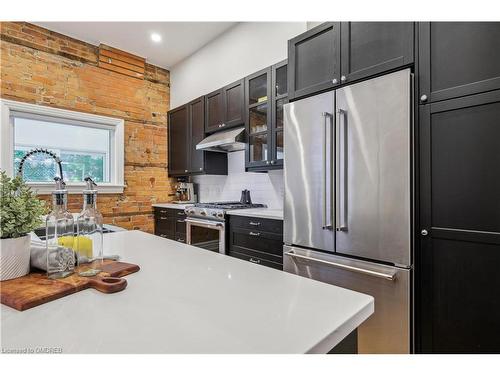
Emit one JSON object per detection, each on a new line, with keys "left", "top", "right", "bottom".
{"left": 288, "top": 22, "right": 414, "bottom": 101}
{"left": 245, "top": 60, "right": 287, "bottom": 171}
{"left": 340, "top": 22, "right": 414, "bottom": 83}
{"left": 245, "top": 67, "right": 272, "bottom": 170}
{"left": 419, "top": 22, "right": 500, "bottom": 104}
{"left": 188, "top": 96, "right": 206, "bottom": 173}
{"left": 168, "top": 105, "right": 190, "bottom": 176}
{"left": 271, "top": 60, "right": 287, "bottom": 168}
{"left": 168, "top": 97, "right": 227, "bottom": 177}
{"left": 205, "top": 79, "right": 245, "bottom": 133}
{"left": 205, "top": 89, "right": 224, "bottom": 133}
{"left": 288, "top": 22, "right": 341, "bottom": 101}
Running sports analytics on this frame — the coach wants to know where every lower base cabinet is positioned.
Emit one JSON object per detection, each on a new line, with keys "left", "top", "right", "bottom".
{"left": 154, "top": 207, "right": 186, "bottom": 243}
{"left": 228, "top": 215, "right": 283, "bottom": 270}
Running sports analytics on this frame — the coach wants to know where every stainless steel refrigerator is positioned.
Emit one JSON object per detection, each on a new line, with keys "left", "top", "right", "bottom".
{"left": 283, "top": 69, "right": 412, "bottom": 354}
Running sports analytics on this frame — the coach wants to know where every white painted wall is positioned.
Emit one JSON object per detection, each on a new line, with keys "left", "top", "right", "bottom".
{"left": 193, "top": 151, "right": 284, "bottom": 209}
{"left": 170, "top": 22, "right": 307, "bottom": 108}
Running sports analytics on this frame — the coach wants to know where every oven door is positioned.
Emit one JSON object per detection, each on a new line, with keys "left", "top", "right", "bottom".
{"left": 185, "top": 218, "right": 225, "bottom": 254}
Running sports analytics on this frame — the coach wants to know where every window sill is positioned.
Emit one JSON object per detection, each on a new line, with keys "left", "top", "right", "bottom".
{"left": 28, "top": 183, "right": 126, "bottom": 195}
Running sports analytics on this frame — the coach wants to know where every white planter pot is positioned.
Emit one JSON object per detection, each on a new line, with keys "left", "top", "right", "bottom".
{"left": 0, "top": 235, "right": 31, "bottom": 281}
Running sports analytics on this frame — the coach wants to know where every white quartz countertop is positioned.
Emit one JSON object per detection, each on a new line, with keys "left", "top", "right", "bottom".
{"left": 152, "top": 202, "right": 193, "bottom": 210}
{"left": 226, "top": 208, "right": 283, "bottom": 220}
{"left": 1, "top": 231, "right": 373, "bottom": 354}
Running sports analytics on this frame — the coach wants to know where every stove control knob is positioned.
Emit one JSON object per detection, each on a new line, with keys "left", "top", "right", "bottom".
{"left": 212, "top": 212, "right": 217, "bottom": 217}
{"left": 200, "top": 210, "right": 207, "bottom": 216}
{"left": 188, "top": 209, "right": 195, "bottom": 215}
{"left": 217, "top": 212, "right": 224, "bottom": 219}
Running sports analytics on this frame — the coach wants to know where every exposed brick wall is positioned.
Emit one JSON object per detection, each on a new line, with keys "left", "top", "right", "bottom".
{"left": 0, "top": 22, "right": 175, "bottom": 233}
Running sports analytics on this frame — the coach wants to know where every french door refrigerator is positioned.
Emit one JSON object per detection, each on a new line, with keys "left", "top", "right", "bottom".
{"left": 283, "top": 69, "right": 412, "bottom": 354}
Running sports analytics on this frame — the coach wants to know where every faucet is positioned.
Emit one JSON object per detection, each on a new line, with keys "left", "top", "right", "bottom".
{"left": 17, "top": 148, "right": 64, "bottom": 181}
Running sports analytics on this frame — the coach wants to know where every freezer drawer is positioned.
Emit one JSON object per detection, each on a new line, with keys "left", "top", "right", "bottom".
{"left": 284, "top": 245, "right": 410, "bottom": 354}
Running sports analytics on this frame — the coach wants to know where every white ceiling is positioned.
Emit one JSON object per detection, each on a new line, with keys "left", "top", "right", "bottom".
{"left": 34, "top": 22, "right": 237, "bottom": 69}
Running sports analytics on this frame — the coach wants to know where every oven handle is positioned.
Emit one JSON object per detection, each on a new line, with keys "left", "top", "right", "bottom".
{"left": 184, "top": 217, "right": 225, "bottom": 230}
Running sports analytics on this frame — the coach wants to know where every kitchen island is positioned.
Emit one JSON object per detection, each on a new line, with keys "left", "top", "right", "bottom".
{"left": 1, "top": 230, "right": 373, "bottom": 354}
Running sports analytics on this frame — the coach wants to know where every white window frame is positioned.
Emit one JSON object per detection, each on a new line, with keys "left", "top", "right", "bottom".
{"left": 0, "top": 99, "right": 125, "bottom": 194}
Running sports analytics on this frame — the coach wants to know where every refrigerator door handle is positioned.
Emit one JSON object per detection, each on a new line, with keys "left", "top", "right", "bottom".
{"left": 284, "top": 250, "right": 397, "bottom": 281}
{"left": 321, "top": 111, "right": 334, "bottom": 230}
{"left": 336, "top": 108, "right": 348, "bottom": 232}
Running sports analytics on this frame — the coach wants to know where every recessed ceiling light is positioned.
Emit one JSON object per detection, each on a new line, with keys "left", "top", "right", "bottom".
{"left": 151, "top": 33, "right": 162, "bottom": 43}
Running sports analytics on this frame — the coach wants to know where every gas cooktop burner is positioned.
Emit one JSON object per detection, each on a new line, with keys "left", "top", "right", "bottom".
{"left": 194, "top": 201, "right": 265, "bottom": 210}
{"left": 186, "top": 201, "right": 266, "bottom": 221}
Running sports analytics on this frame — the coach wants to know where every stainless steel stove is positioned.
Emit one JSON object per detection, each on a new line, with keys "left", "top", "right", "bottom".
{"left": 184, "top": 201, "right": 266, "bottom": 254}
{"left": 185, "top": 201, "right": 265, "bottom": 221}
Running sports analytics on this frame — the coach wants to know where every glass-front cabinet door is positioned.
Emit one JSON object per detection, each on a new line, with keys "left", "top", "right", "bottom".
{"left": 271, "top": 60, "right": 288, "bottom": 167}
{"left": 245, "top": 67, "right": 272, "bottom": 169}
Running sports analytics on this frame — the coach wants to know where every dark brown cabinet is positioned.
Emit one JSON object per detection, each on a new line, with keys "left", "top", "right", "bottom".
{"left": 419, "top": 22, "right": 500, "bottom": 104}
{"left": 418, "top": 90, "right": 500, "bottom": 353}
{"left": 271, "top": 60, "right": 287, "bottom": 167}
{"left": 188, "top": 96, "right": 205, "bottom": 173}
{"left": 205, "top": 79, "right": 244, "bottom": 133}
{"left": 245, "top": 66, "right": 272, "bottom": 170}
{"left": 168, "top": 96, "right": 227, "bottom": 177}
{"left": 168, "top": 105, "right": 189, "bottom": 176}
{"left": 288, "top": 22, "right": 414, "bottom": 100}
{"left": 288, "top": 22, "right": 341, "bottom": 101}
{"left": 228, "top": 215, "right": 283, "bottom": 270}
{"left": 245, "top": 60, "right": 287, "bottom": 171}
{"left": 205, "top": 89, "right": 224, "bottom": 133}
{"left": 223, "top": 79, "right": 245, "bottom": 128}
{"left": 341, "top": 22, "right": 414, "bottom": 83}
{"left": 154, "top": 207, "right": 187, "bottom": 243}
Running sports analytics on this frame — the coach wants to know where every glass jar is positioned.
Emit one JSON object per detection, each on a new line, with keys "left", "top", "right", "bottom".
{"left": 76, "top": 177, "right": 103, "bottom": 272}
{"left": 46, "top": 177, "right": 75, "bottom": 279}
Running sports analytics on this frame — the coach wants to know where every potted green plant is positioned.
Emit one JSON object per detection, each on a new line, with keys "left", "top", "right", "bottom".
{"left": 0, "top": 171, "right": 46, "bottom": 281}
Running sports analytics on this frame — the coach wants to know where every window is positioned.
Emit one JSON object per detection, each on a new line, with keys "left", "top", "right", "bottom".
{"left": 1, "top": 100, "right": 124, "bottom": 194}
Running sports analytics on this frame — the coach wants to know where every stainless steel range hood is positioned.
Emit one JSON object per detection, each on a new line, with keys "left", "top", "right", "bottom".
{"left": 196, "top": 127, "right": 246, "bottom": 153}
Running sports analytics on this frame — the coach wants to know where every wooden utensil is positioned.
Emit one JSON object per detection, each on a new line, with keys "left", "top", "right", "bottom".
{"left": 0, "top": 260, "right": 139, "bottom": 311}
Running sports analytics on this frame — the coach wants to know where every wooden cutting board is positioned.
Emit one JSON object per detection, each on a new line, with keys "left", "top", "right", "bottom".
{"left": 0, "top": 261, "right": 140, "bottom": 311}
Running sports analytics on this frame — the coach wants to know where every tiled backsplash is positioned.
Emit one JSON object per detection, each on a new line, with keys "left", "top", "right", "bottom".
{"left": 192, "top": 151, "right": 284, "bottom": 209}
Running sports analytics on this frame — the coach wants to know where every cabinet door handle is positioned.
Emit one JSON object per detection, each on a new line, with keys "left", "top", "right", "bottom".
{"left": 177, "top": 211, "right": 185, "bottom": 215}
{"left": 159, "top": 234, "right": 168, "bottom": 238}
{"left": 271, "top": 160, "right": 276, "bottom": 165}
{"left": 249, "top": 231, "right": 261, "bottom": 237}
{"left": 335, "top": 108, "right": 348, "bottom": 232}
{"left": 322, "top": 111, "right": 334, "bottom": 230}
{"left": 177, "top": 238, "right": 185, "bottom": 243}
{"left": 249, "top": 258, "right": 261, "bottom": 264}
{"left": 184, "top": 169, "right": 188, "bottom": 173}
{"left": 160, "top": 210, "right": 167, "bottom": 214}
{"left": 177, "top": 219, "right": 185, "bottom": 223}
{"left": 341, "top": 75, "right": 346, "bottom": 82}
{"left": 160, "top": 216, "right": 168, "bottom": 220}
{"left": 249, "top": 221, "right": 261, "bottom": 226}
